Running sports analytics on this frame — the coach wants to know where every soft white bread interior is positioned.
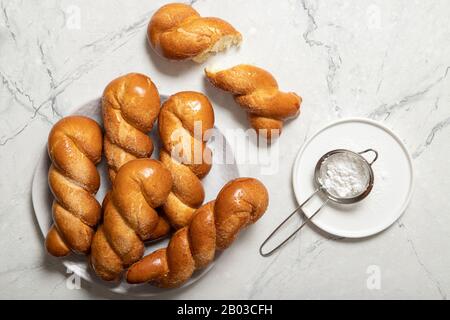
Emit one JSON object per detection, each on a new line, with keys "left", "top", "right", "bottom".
{"left": 192, "top": 34, "right": 242, "bottom": 63}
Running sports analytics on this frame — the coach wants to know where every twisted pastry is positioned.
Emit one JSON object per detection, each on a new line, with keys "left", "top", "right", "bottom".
{"left": 205, "top": 64, "right": 302, "bottom": 141}
{"left": 103, "top": 73, "right": 160, "bottom": 182}
{"left": 126, "top": 178, "right": 269, "bottom": 288}
{"left": 158, "top": 91, "right": 215, "bottom": 229}
{"left": 45, "top": 116, "right": 102, "bottom": 257}
{"left": 148, "top": 3, "right": 242, "bottom": 62}
{"left": 90, "top": 159, "right": 173, "bottom": 281}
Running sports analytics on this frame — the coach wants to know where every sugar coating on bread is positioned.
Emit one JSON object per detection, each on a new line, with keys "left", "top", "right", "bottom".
{"left": 158, "top": 91, "right": 215, "bottom": 229}
{"left": 45, "top": 116, "right": 103, "bottom": 257}
{"left": 90, "top": 159, "right": 173, "bottom": 281}
{"left": 126, "top": 178, "right": 269, "bottom": 288}
{"left": 102, "top": 73, "right": 160, "bottom": 182}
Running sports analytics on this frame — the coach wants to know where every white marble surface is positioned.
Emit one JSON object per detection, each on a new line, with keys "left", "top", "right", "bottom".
{"left": 1, "top": 0, "right": 449, "bottom": 299}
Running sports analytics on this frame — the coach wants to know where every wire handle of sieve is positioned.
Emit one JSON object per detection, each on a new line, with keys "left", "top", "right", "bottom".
{"left": 259, "top": 187, "right": 329, "bottom": 257}
{"left": 358, "top": 149, "right": 378, "bottom": 166}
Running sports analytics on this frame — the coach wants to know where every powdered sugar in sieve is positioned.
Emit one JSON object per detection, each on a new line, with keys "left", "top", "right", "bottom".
{"left": 318, "top": 152, "right": 371, "bottom": 199}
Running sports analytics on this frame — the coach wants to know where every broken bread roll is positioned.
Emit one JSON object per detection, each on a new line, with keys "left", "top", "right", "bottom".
{"left": 205, "top": 64, "right": 302, "bottom": 141}
{"left": 148, "top": 3, "right": 242, "bottom": 63}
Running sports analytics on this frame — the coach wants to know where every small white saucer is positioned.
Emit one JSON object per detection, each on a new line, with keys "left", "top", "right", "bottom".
{"left": 292, "top": 118, "right": 414, "bottom": 238}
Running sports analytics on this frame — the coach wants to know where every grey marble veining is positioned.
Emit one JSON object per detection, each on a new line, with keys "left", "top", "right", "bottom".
{"left": 0, "top": 0, "right": 449, "bottom": 299}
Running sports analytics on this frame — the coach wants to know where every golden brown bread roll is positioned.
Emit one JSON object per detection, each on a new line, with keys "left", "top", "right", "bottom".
{"left": 90, "top": 159, "right": 173, "bottom": 281}
{"left": 45, "top": 116, "right": 103, "bottom": 257}
{"left": 205, "top": 64, "right": 302, "bottom": 141}
{"left": 102, "top": 73, "right": 160, "bottom": 182}
{"left": 158, "top": 91, "right": 215, "bottom": 229}
{"left": 148, "top": 3, "right": 242, "bottom": 62}
{"left": 126, "top": 178, "right": 269, "bottom": 288}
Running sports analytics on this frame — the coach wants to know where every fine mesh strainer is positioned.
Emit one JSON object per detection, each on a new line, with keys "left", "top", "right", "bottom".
{"left": 259, "top": 149, "right": 378, "bottom": 257}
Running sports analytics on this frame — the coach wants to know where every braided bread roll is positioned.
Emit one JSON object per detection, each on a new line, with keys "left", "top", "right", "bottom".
{"left": 90, "top": 159, "right": 173, "bottom": 281}
{"left": 159, "top": 91, "right": 215, "bottom": 229}
{"left": 126, "top": 178, "right": 269, "bottom": 288}
{"left": 205, "top": 64, "right": 302, "bottom": 141}
{"left": 103, "top": 73, "right": 160, "bottom": 182}
{"left": 148, "top": 3, "right": 242, "bottom": 62}
{"left": 45, "top": 116, "right": 102, "bottom": 257}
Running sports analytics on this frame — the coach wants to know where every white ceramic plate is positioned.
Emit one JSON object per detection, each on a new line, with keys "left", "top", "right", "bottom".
{"left": 292, "top": 118, "right": 414, "bottom": 238}
{"left": 31, "top": 97, "right": 239, "bottom": 296}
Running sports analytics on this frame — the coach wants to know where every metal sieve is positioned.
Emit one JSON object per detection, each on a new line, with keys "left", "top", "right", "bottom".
{"left": 259, "top": 148, "right": 378, "bottom": 257}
